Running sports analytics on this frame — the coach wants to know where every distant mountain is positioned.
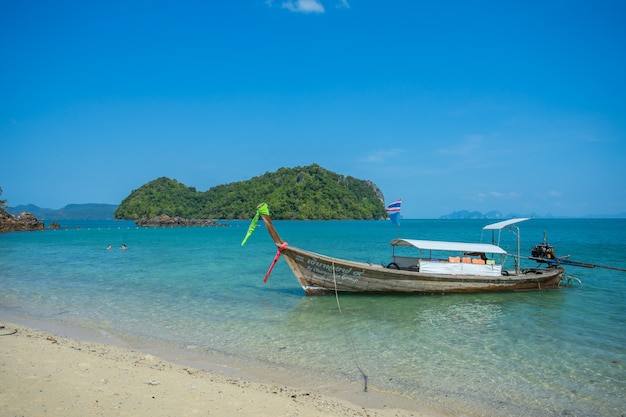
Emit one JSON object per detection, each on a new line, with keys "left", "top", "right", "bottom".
{"left": 7, "top": 204, "right": 55, "bottom": 219}
{"left": 7, "top": 203, "right": 118, "bottom": 220}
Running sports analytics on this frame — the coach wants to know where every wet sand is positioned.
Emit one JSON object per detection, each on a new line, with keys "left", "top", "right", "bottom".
{"left": 0, "top": 323, "right": 446, "bottom": 417}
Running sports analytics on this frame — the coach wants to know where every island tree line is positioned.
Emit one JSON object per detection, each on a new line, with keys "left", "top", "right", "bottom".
{"left": 114, "top": 164, "right": 387, "bottom": 221}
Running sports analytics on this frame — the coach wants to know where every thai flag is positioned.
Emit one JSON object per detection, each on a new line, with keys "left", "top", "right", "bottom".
{"left": 385, "top": 199, "right": 402, "bottom": 213}
{"left": 386, "top": 199, "right": 402, "bottom": 225}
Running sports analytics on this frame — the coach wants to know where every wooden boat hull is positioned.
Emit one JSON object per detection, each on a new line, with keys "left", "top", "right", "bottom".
{"left": 280, "top": 245, "right": 564, "bottom": 295}
{"left": 257, "top": 212, "right": 564, "bottom": 295}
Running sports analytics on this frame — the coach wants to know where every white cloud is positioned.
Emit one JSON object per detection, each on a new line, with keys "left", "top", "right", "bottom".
{"left": 475, "top": 191, "right": 521, "bottom": 201}
{"left": 435, "top": 134, "right": 487, "bottom": 156}
{"left": 282, "top": 0, "right": 325, "bottom": 13}
{"left": 361, "top": 148, "right": 404, "bottom": 163}
{"left": 529, "top": 190, "right": 563, "bottom": 201}
{"left": 494, "top": 191, "right": 520, "bottom": 199}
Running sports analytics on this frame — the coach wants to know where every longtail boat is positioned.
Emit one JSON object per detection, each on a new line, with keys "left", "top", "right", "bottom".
{"left": 243, "top": 204, "right": 566, "bottom": 295}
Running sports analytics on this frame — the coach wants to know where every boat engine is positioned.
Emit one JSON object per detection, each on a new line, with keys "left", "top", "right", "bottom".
{"left": 531, "top": 242, "right": 557, "bottom": 260}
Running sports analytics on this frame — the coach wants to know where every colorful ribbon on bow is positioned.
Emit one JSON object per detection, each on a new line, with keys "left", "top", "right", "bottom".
{"left": 241, "top": 203, "right": 270, "bottom": 246}
{"left": 264, "top": 242, "right": 288, "bottom": 283}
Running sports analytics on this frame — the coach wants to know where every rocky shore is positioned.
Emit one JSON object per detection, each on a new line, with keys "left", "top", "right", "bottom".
{"left": 0, "top": 210, "right": 48, "bottom": 232}
{"left": 135, "top": 214, "right": 227, "bottom": 228}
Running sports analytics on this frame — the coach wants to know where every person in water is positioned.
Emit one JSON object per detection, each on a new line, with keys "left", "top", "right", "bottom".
{"left": 121, "top": 244, "right": 127, "bottom": 250}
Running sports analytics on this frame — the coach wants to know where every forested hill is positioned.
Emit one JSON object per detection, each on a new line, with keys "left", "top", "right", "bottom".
{"left": 114, "top": 164, "right": 387, "bottom": 220}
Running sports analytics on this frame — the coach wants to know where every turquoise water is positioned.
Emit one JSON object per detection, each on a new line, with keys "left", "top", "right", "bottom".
{"left": 1, "top": 218, "right": 625, "bottom": 416}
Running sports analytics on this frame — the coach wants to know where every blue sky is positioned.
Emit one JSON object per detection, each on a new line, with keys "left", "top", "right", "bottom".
{"left": 1, "top": 0, "right": 625, "bottom": 218}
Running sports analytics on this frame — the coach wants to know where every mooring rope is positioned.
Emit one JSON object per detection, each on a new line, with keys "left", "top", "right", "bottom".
{"left": 332, "top": 260, "right": 368, "bottom": 392}
{"left": 0, "top": 325, "right": 17, "bottom": 336}
{"left": 560, "top": 274, "right": 582, "bottom": 287}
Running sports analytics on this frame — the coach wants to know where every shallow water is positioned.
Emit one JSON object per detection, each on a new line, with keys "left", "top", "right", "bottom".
{"left": 1, "top": 218, "right": 625, "bottom": 416}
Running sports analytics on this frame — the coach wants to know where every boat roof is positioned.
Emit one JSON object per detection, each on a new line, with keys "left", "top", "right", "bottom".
{"left": 482, "top": 218, "right": 530, "bottom": 230}
{"left": 390, "top": 238, "right": 508, "bottom": 254}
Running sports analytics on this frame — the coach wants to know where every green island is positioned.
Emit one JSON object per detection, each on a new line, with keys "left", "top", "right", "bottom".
{"left": 115, "top": 164, "right": 387, "bottom": 220}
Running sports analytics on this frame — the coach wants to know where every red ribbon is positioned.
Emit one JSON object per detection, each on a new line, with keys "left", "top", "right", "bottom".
{"left": 264, "top": 242, "right": 288, "bottom": 283}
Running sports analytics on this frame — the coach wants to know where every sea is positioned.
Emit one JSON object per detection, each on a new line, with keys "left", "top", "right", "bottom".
{"left": 1, "top": 218, "right": 624, "bottom": 417}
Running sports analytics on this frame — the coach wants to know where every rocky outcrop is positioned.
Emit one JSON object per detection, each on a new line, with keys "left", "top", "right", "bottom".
{"left": 0, "top": 211, "right": 45, "bottom": 232}
{"left": 134, "top": 214, "right": 226, "bottom": 228}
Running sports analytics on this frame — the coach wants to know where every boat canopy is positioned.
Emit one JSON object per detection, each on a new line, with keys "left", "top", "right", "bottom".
{"left": 390, "top": 238, "right": 507, "bottom": 254}
{"left": 482, "top": 218, "right": 530, "bottom": 230}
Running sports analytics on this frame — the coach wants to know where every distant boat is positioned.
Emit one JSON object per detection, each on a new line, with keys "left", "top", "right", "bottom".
{"left": 254, "top": 205, "right": 565, "bottom": 295}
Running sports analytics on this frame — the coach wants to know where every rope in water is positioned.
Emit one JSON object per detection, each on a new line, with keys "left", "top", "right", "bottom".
{"left": 332, "top": 261, "right": 368, "bottom": 392}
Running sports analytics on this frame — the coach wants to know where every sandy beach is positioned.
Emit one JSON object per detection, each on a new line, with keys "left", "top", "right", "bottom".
{"left": 0, "top": 323, "right": 442, "bottom": 417}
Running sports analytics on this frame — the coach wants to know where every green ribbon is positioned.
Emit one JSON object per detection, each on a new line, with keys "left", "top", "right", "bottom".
{"left": 241, "top": 203, "right": 269, "bottom": 246}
